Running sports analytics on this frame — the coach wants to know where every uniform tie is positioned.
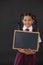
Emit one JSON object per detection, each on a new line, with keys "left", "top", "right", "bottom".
{"left": 25, "top": 28, "right": 29, "bottom": 31}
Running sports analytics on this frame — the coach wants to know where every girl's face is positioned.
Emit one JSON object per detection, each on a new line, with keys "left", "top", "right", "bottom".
{"left": 22, "top": 16, "right": 34, "bottom": 28}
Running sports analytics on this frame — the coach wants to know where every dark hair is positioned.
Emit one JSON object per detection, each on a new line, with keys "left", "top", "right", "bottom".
{"left": 18, "top": 12, "right": 39, "bottom": 31}
{"left": 18, "top": 12, "right": 34, "bottom": 30}
{"left": 32, "top": 15, "right": 36, "bottom": 21}
{"left": 20, "top": 12, "right": 33, "bottom": 21}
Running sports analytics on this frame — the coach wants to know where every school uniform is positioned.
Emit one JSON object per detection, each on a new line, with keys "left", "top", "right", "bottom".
{"left": 14, "top": 25, "right": 41, "bottom": 65}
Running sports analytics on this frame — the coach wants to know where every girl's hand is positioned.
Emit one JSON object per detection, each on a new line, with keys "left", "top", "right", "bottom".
{"left": 24, "top": 49, "right": 36, "bottom": 55}
{"left": 17, "top": 48, "right": 36, "bottom": 55}
{"left": 17, "top": 48, "right": 27, "bottom": 54}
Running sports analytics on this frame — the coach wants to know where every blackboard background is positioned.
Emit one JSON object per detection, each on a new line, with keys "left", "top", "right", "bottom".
{"left": 0, "top": 0, "right": 43, "bottom": 65}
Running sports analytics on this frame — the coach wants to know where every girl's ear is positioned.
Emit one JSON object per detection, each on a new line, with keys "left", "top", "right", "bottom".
{"left": 33, "top": 19, "right": 34, "bottom": 22}
{"left": 22, "top": 19, "right": 23, "bottom": 24}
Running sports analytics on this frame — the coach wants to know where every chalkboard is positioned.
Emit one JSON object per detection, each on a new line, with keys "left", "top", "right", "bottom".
{"left": 12, "top": 30, "right": 40, "bottom": 52}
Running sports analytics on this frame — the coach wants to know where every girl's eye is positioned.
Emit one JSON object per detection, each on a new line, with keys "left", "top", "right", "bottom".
{"left": 28, "top": 19, "right": 31, "bottom": 21}
{"left": 24, "top": 19, "right": 27, "bottom": 21}
{"left": 24, "top": 19, "right": 31, "bottom": 21}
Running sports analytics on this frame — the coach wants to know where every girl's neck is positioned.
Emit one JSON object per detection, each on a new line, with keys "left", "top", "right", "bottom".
{"left": 24, "top": 25, "right": 32, "bottom": 28}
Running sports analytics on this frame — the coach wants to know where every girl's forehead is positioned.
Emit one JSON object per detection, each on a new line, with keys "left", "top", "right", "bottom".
{"left": 23, "top": 16, "right": 32, "bottom": 19}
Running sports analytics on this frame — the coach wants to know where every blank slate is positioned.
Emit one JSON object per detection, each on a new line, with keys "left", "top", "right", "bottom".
{"left": 12, "top": 30, "right": 40, "bottom": 52}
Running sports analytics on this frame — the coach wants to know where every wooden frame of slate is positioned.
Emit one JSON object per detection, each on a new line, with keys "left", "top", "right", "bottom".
{"left": 12, "top": 30, "right": 40, "bottom": 52}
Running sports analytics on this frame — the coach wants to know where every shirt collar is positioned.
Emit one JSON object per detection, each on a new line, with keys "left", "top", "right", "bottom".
{"left": 23, "top": 25, "right": 33, "bottom": 32}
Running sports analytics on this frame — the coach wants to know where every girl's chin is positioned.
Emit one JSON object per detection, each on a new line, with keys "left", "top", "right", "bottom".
{"left": 26, "top": 25, "right": 31, "bottom": 27}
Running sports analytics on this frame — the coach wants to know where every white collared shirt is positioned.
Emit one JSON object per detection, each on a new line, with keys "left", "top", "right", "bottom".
{"left": 23, "top": 25, "right": 33, "bottom": 32}
{"left": 23, "top": 25, "right": 42, "bottom": 43}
